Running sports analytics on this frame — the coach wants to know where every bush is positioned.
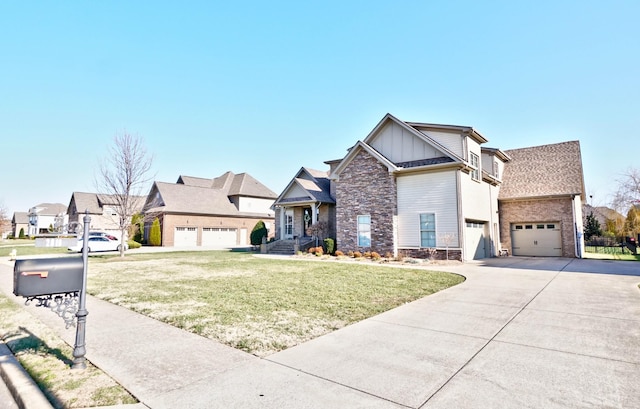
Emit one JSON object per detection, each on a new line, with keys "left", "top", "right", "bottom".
{"left": 334, "top": 250, "right": 344, "bottom": 257}
{"left": 127, "top": 240, "right": 141, "bottom": 249}
{"left": 315, "top": 247, "right": 324, "bottom": 256}
{"left": 363, "top": 251, "right": 372, "bottom": 258}
{"left": 371, "top": 252, "right": 381, "bottom": 260}
{"left": 149, "top": 218, "right": 161, "bottom": 246}
{"left": 250, "top": 220, "right": 268, "bottom": 246}
{"left": 347, "top": 251, "right": 354, "bottom": 258}
{"left": 19, "top": 228, "right": 25, "bottom": 239}
{"left": 323, "top": 238, "right": 335, "bottom": 255}
{"left": 353, "top": 251, "right": 362, "bottom": 258}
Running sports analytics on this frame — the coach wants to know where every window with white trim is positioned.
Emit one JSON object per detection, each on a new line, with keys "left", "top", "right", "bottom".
{"left": 470, "top": 153, "right": 480, "bottom": 181}
{"left": 493, "top": 161, "right": 500, "bottom": 179}
{"left": 420, "top": 213, "right": 436, "bottom": 247}
{"left": 357, "top": 215, "right": 371, "bottom": 247}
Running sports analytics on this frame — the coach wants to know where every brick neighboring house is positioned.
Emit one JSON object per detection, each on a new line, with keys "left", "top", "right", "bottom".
{"left": 498, "top": 141, "right": 586, "bottom": 258}
{"left": 67, "top": 192, "right": 146, "bottom": 237}
{"left": 329, "top": 113, "right": 510, "bottom": 261}
{"left": 11, "top": 212, "right": 29, "bottom": 238}
{"left": 142, "top": 171, "right": 277, "bottom": 247}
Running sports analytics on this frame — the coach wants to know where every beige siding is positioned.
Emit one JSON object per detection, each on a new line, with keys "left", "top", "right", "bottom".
{"left": 236, "top": 197, "right": 275, "bottom": 214}
{"left": 283, "top": 184, "right": 309, "bottom": 199}
{"left": 421, "top": 130, "right": 464, "bottom": 158}
{"left": 369, "top": 122, "right": 446, "bottom": 163}
{"left": 397, "top": 171, "right": 459, "bottom": 248}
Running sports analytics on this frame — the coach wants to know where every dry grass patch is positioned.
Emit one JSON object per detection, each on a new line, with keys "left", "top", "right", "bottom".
{"left": 88, "top": 251, "right": 464, "bottom": 357}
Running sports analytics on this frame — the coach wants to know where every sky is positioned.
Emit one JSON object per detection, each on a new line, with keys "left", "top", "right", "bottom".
{"left": 2, "top": 1, "right": 639, "bottom": 216}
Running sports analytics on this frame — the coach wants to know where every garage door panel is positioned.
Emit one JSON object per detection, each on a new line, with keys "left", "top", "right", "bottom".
{"left": 512, "top": 223, "right": 561, "bottom": 257}
{"left": 465, "top": 222, "right": 486, "bottom": 260}
{"left": 174, "top": 227, "right": 197, "bottom": 247}
{"left": 202, "top": 228, "right": 237, "bottom": 247}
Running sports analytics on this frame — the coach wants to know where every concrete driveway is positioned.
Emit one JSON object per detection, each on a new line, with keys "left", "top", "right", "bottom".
{"left": 266, "top": 257, "right": 640, "bottom": 408}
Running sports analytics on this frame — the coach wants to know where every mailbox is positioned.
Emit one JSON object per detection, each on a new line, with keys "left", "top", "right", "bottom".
{"left": 14, "top": 257, "right": 84, "bottom": 297}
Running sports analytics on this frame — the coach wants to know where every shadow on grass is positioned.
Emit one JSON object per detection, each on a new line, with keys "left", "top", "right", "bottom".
{"left": 3, "top": 327, "right": 70, "bottom": 409}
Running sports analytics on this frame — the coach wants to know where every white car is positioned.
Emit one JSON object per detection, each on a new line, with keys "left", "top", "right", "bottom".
{"left": 68, "top": 236, "right": 128, "bottom": 253}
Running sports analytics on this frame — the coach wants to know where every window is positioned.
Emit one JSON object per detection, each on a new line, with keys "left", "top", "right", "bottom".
{"left": 285, "top": 212, "right": 293, "bottom": 236}
{"left": 493, "top": 161, "right": 500, "bottom": 179}
{"left": 357, "top": 215, "right": 371, "bottom": 247}
{"left": 470, "top": 153, "right": 480, "bottom": 181}
{"left": 420, "top": 213, "right": 436, "bottom": 247}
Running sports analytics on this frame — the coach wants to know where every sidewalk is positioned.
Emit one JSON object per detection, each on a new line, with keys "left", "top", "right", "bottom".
{"left": 1, "top": 256, "right": 639, "bottom": 408}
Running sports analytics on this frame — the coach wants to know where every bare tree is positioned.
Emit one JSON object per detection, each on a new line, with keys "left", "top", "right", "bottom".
{"left": 0, "top": 201, "right": 9, "bottom": 239}
{"left": 96, "top": 133, "right": 154, "bottom": 257}
{"left": 612, "top": 167, "right": 640, "bottom": 213}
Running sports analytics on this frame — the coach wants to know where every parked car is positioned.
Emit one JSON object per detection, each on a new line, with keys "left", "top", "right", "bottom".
{"left": 88, "top": 231, "right": 119, "bottom": 240}
{"left": 68, "top": 236, "right": 128, "bottom": 253}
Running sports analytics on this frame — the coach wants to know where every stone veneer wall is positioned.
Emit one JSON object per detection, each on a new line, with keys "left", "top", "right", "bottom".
{"left": 499, "top": 197, "right": 576, "bottom": 258}
{"left": 335, "top": 150, "right": 397, "bottom": 255}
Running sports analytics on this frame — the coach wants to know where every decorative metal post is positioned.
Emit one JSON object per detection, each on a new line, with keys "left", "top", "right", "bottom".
{"left": 72, "top": 210, "right": 90, "bottom": 370}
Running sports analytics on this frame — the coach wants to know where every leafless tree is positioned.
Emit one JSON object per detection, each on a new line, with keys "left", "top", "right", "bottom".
{"left": 96, "top": 133, "right": 154, "bottom": 257}
{"left": 612, "top": 167, "right": 640, "bottom": 213}
{"left": 0, "top": 201, "right": 9, "bottom": 238}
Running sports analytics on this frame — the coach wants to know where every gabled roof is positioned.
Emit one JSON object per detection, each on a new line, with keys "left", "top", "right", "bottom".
{"left": 499, "top": 141, "right": 585, "bottom": 200}
{"left": 69, "top": 192, "right": 146, "bottom": 215}
{"left": 481, "top": 147, "right": 511, "bottom": 162}
{"left": 30, "top": 203, "right": 67, "bottom": 215}
{"left": 146, "top": 171, "right": 276, "bottom": 217}
{"left": 274, "top": 167, "right": 335, "bottom": 206}
{"left": 12, "top": 212, "right": 28, "bottom": 224}
{"left": 331, "top": 141, "right": 399, "bottom": 179}
{"left": 177, "top": 172, "right": 277, "bottom": 199}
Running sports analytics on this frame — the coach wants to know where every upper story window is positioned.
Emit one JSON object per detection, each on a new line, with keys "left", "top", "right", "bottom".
{"left": 493, "top": 161, "right": 500, "bottom": 179}
{"left": 470, "top": 153, "right": 480, "bottom": 181}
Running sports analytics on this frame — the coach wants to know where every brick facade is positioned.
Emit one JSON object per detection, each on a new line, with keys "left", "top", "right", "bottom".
{"left": 499, "top": 198, "right": 576, "bottom": 258}
{"left": 156, "top": 214, "right": 274, "bottom": 246}
{"left": 336, "top": 150, "right": 397, "bottom": 255}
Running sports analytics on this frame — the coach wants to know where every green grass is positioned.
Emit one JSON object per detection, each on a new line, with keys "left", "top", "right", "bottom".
{"left": 584, "top": 246, "right": 640, "bottom": 261}
{"left": 87, "top": 251, "right": 464, "bottom": 356}
{"left": 0, "top": 242, "right": 69, "bottom": 257}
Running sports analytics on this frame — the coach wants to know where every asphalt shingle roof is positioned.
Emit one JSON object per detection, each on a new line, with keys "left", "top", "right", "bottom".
{"left": 499, "top": 141, "right": 585, "bottom": 200}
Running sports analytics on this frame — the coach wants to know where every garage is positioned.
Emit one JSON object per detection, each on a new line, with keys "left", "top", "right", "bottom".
{"left": 464, "top": 221, "right": 487, "bottom": 260}
{"left": 511, "top": 222, "right": 561, "bottom": 256}
{"left": 174, "top": 227, "right": 197, "bottom": 247}
{"left": 202, "top": 227, "right": 237, "bottom": 247}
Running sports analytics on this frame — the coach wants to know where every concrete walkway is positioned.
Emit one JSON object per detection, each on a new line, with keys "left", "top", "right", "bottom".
{"left": 1, "top": 256, "right": 639, "bottom": 408}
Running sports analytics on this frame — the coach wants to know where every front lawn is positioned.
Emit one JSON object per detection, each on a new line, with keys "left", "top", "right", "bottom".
{"left": 87, "top": 251, "right": 464, "bottom": 356}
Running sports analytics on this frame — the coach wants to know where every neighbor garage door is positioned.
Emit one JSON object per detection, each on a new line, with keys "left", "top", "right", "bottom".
{"left": 174, "top": 227, "right": 197, "bottom": 247}
{"left": 202, "top": 227, "right": 237, "bottom": 247}
{"left": 511, "top": 222, "right": 561, "bottom": 256}
{"left": 465, "top": 221, "right": 486, "bottom": 260}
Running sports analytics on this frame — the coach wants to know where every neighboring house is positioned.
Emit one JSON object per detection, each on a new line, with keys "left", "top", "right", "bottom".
{"left": 67, "top": 192, "right": 146, "bottom": 236}
{"left": 27, "top": 203, "right": 68, "bottom": 236}
{"left": 498, "top": 141, "right": 586, "bottom": 258}
{"left": 329, "top": 113, "right": 510, "bottom": 261}
{"left": 583, "top": 204, "right": 625, "bottom": 237}
{"left": 272, "top": 167, "right": 336, "bottom": 243}
{"left": 11, "top": 212, "right": 29, "bottom": 238}
{"left": 142, "top": 171, "right": 277, "bottom": 247}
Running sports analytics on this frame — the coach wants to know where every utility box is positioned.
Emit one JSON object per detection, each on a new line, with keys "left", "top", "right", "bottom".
{"left": 14, "top": 257, "right": 84, "bottom": 297}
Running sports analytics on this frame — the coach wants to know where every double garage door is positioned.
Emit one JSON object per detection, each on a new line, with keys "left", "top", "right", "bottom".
{"left": 173, "top": 227, "right": 238, "bottom": 247}
{"left": 511, "top": 222, "right": 562, "bottom": 256}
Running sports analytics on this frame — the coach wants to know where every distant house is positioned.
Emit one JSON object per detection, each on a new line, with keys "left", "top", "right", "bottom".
{"left": 583, "top": 204, "right": 625, "bottom": 237}
{"left": 11, "top": 212, "right": 29, "bottom": 238}
{"left": 142, "top": 171, "right": 277, "bottom": 247}
{"left": 498, "top": 141, "right": 586, "bottom": 257}
{"left": 67, "top": 192, "right": 146, "bottom": 236}
{"left": 27, "top": 203, "right": 68, "bottom": 236}
{"left": 272, "top": 167, "right": 336, "bottom": 242}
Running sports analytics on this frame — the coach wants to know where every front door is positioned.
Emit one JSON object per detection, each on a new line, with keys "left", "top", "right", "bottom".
{"left": 303, "top": 208, "right": 312, "bottom": 237}
{"left": 284, "top": 210, "right": 294, "bottom": 239}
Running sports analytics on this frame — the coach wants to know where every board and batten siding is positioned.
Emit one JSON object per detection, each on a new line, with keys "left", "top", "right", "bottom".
{"left": 396, "top": 171, "right": 460, "bottom": 248}
{"left": 369, "top": 122, "right": 447, "bottom": 163}
{"left": 420, "top": 130, "right": 464, "bottom": 158}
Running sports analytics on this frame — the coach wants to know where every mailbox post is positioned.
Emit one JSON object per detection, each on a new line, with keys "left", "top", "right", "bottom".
{"left": 72, "top": 211, "right": 90, "bottom": 369}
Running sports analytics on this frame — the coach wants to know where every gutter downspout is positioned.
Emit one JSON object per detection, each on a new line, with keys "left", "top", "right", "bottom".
{"left": 572, "top": 195, "right": 582, "bottom": 258}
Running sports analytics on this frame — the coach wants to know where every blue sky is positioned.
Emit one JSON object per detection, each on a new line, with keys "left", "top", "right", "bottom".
{"left": 2, "top": 1, "right": 638, "bottom": 216}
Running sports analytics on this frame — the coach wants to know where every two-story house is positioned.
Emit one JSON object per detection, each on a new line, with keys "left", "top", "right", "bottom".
{"left": 27, "top": 203, "right": 68, "bottom": 236}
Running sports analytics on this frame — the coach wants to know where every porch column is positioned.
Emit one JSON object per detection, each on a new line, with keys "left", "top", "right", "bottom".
{"left": 279, "top": 207, "right": 286, "bottom": 239}
{"left": 311, "top": 203, "right": 318, "bottom": 224}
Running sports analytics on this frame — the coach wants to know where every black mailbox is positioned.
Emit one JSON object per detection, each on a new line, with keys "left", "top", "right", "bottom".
{"left": 14, "top": 257, "right": 84, "bottom": 297}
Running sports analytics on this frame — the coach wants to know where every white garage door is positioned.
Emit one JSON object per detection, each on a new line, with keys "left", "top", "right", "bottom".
{"left": 465, "top": 221, "right": 486, "bottom": 260}
{"left": 202, "top": 227, "right": 237, "bottom": 247}
{"left": 174, "top": 227, "right": 197, "bottom": 247}
{"left": 511, "top": 222, "right": 562, "bottom": 256}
